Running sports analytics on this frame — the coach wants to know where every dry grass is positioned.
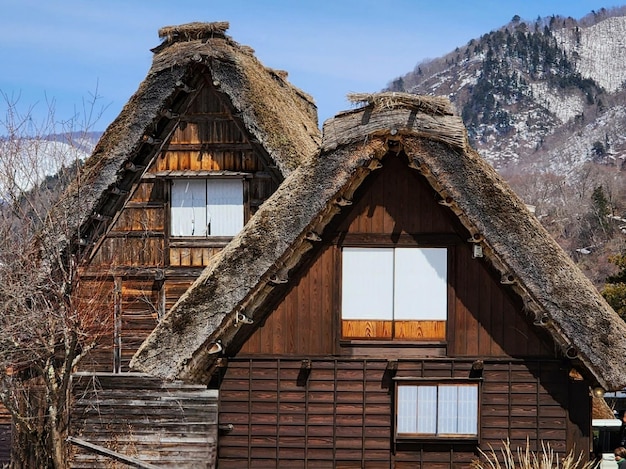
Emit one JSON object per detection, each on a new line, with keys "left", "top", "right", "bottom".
{"left": 470, "top": 439, "right": 599, "bottom": 469}
{"left": 347, "top": 91, "right": 453, "bottom": 116}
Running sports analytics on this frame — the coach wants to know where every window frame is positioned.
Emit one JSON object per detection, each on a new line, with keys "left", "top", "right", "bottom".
{"left": 394, "top": 378, "right": 481, "bottom": 442}
{"left": 339, "top": 242, "right": 451, "bottom": 341}
{"left": 169, "top": 177, "right": 245, "bottom": 238}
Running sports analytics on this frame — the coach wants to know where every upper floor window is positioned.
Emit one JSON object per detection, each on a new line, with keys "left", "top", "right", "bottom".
{"left": 171, "top": 179, "right": 243, "bottom": 237}
{"left": 341, "top": 247, "right": 447, "bottom": 340}
{"left": 396, "top": 381, "right": 479, "bottom": 439}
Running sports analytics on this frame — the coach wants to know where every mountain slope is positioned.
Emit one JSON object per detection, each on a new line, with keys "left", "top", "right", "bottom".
{"left": 390, "top": 8, "right": 626, "bottom": 174}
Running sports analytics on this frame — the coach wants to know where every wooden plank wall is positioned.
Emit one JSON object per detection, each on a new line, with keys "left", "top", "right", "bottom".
{"left": 241, "top": 244, "right": 336, "bottom": 355}
{"left": 76, "top": 278, "right": 115, "bottom": 373}
{"left": 88, "top": 81, "right": 277, "bottom": 272}
{"left": 119, "top": 281, "right": 160, "bottom": 371}
{"left": 336, "top": 154, "right": 458, "bottom": 236}
{"left": 70, "top": 373, "right": 218, "bottom": 469}
{"left": 0, "top": 403, "right": 10, "bottom": 466}
{"left": 218, "top": 358, "right": 587, "bottom": 468}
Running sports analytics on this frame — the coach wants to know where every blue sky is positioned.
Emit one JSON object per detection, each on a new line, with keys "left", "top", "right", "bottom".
{"left": 0, "top": 0, "right": 620, "bottom": 132}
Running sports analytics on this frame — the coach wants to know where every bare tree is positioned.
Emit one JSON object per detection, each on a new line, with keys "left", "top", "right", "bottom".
{"left": 505, "top": 161, "right": 625, "bottom": 289}
{"left": 0, "top": 94, "right": 110, "bottom": 468}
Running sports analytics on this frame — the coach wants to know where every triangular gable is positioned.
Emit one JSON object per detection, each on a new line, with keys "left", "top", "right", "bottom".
{"left": 44, "top": 22, "right": 320, "bottom": 269}
{"left": 131, "top": 92, "right": 626, "bottom": 391}
{"left": 237, "top": 153, "right": 552, "bottom": 358}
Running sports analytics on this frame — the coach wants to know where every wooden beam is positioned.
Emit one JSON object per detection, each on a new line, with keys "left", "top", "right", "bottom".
{"left": 77, "top": 266, "right": 206, "bottom": 279}
{"left": 164, "top": 143, "right": 253, "bottom": 151}
{"left": 67, "top": 436, "right": 164, "bottom": 469}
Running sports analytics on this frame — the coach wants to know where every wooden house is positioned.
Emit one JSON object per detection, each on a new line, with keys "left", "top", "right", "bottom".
{"left": 131, "top": 90, "right": 626, "bottom": 468}
{"left": 2, "top": 21, "right": 625, "bottom": 469}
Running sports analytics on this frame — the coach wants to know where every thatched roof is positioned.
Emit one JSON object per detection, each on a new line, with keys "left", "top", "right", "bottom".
{"left": 44, "top": 22, "right": 320, "bottom": 264}
{"left": 593, "top": 397, "right": 617, "bottom": 420}
{"left": 131, "top": 93, "right": 626, "bottom": 391}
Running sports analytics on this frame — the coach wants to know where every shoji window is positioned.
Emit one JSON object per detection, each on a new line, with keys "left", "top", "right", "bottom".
{"left": 396, "top": 382, "right": 479, "bottom": 439}
{"left": 171, "top": 179, "right": 243, "bottom": 237}
{"left": 341, "top": 247, "right": 447, "bottom": 340}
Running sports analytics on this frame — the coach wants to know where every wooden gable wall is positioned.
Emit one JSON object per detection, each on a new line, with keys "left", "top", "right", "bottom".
{"left": 219, "top": 152, "right": 590, "bottom": 468}
{"left": 79, "top": 77, "right": 280, "bottom": 372}
{"left": 238, "top": 153, "right": 552, "bottom": 359}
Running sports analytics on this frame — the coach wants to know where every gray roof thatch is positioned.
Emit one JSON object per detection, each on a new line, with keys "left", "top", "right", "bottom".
{"left": 44, "top": 22, "right": 320, "bottom": 263}
{"left": 131, "top": 92, "right": 626, "bottom": 391}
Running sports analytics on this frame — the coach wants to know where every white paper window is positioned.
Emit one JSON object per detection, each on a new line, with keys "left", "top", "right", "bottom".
{"left": 396, "top": 383, "right": 478, "bottom": 438}
{"left": 342, "top": 248, "right": 394, "bottom": 320}
{"left": 171, "top": 179, "right": 243, "bottom": 237}
{"left": 394, "top": 248, "right": 447, "bottom": 320}
{"left": 206, "top": 179, "right": 244, "bottom": 236}
{"left": 341, "top": 247, "right": 447, "bottom": 321}
{"left": 171, "top": 180, "right": 207, "bottom": 236}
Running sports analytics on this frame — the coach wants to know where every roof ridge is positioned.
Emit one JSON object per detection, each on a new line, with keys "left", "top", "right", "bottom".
{"left": 347, "top": 92, "right": 454, "bottom": 116}
{"left": 157, "top": 21, "right": 230, "bottom": 45}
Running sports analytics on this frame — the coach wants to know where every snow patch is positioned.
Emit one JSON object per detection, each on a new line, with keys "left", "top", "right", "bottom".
{"left": 0, "top": 138, "right": 91, "bottom": 198}
{"left": 529, "top": 82, "right": 584, "bottom": 123}
{"left": 554, "top": 16, "right": 626, "bottom": 92}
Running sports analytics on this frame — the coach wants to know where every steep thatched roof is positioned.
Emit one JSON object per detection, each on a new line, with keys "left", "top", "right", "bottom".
{"left": 44, "top": 22, "right": 320, "bottom": 264}
{"left": 131, "top": 93, "right": 626, "bottom": 391}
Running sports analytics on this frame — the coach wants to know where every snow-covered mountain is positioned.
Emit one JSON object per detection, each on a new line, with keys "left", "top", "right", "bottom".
{"left": 0, "top": 132, "right": 99, "bottom": 199}
{"left": 389, "top": 7, "right": 626, "bottom": 176}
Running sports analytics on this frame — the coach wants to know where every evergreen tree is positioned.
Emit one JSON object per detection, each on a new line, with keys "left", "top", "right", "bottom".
{"left": 602, "top": 250, "right": 626, "bottom": 320}
{"left": 590, "top": 185, "right": 612, "bottom": 235}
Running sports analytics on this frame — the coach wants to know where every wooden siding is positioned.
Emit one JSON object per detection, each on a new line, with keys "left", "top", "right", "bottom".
{"left": 79, "top": 278, "right": 116, "bottom": 373}
{"left": 92, "top": 237, "right": 166, "bottom": 268}
{"left": 218, "top": 358, "right": 589, "bottom": 468}
{"left": 164, "top": 279, "right": 195, "bottom": 311}
{"left": 0, "top": 403, "right": 9, "bottom": 466}
{"left": 341, "top": 319, "right": 446, "bottom": 340}
{"left": 241, "top": 244, "right": 336, "bottom": 355}
{"left": 70, "top": 373, "right": 218, "bottom": 469}
{"left": 169, "top": 246, "right": 222, "bottom": 267}
{"left": 448, "top": 241, "right": 552, "bottom": 357}
{"left": 88, "top": 80, "right": 277, "bottom": 270}
{"left": 337, "top": 154, "right": 458, "bottom": 235}
{"left": 118, "top": 280, "right": 160, "bottom": 371}
{"left": 240, "top": 156, "right": 552, "bottom": 359}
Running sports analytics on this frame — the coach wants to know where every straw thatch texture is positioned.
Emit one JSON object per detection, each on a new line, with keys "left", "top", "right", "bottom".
{"left": 324, "top": 103, "right": 467, "bottom": 152}
{"left": 593, "top": 397, "right": 616, "bottom": 420}
{"left": 131, "top": 95, "right": 626, "bottom": 391}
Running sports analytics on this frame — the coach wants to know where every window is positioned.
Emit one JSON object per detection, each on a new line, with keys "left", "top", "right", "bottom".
{"left": 396, "top": 382, "right": 479, "bottom": 439}
{"left": 341, "top": 247, "right": 447, "bottom": 340}
{"left": 171, "top": 179, "right": 243, "bottom": 237}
